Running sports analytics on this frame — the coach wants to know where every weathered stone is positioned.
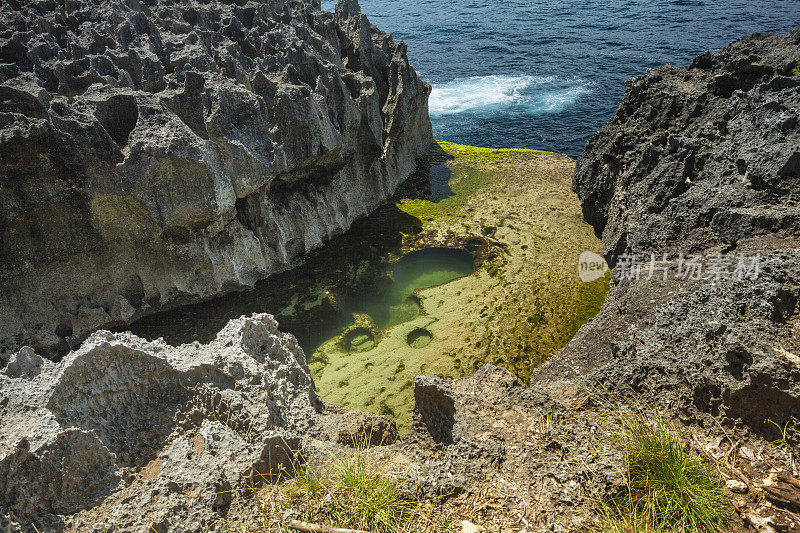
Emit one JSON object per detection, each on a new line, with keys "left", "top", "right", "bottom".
{"left": 573, "top": 29, "right": 800, "bottom": 260}
{"left": 543, "top": 29, "right": 800, "bottom": 439}
{"left": 0, "top": 0, "right": 433, "bottom": 358}
{"left": 0, "top": 313, "right": 397, "bottom": 530}
{"left": 402, "top": 365, "right": 624, "bottom": 527}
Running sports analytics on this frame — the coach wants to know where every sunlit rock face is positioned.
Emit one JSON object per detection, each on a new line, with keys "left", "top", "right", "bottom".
{"left": 0, "top": 314, "right": 398, "bottom": 531}
{"left": 0, "top": 0, "right": 433, "bottom": 358}
{"left": 549, "top": 29, "right": 800, "bottom": 436}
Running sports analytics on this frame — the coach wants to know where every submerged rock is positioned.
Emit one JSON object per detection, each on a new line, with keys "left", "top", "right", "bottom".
{"left": 0, "top": 313, "right": 396, "bottom": 531}
{"left": 0, "top": 0, "right": 433, "bottom": 358}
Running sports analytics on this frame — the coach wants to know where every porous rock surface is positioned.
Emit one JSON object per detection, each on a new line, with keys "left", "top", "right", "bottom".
{"left": 558, "top": 29, "right": 800, "bottom": 434}
{"left": 0, "top": 0, "right": 433, "bottom": 358}
{"left": 396, "top": 30, "right": 800, "bottom": 531}
{"left": 574, "top": 29, "right": 800, "bottom": 259}
{"left": 0, "top": 313, "right": 397, "bottom": 531}
{"left": 398, "top": 366, "right": 624, "bottom": 529}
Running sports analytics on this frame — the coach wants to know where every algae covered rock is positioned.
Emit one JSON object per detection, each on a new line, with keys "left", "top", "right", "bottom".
{"left": 0, "top": 0, "right": 433, "bottom": 358}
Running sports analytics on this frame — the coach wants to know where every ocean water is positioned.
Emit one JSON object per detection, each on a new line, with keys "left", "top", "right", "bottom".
{"left": 323, "top": 0, "right": 800, "bottom": 156}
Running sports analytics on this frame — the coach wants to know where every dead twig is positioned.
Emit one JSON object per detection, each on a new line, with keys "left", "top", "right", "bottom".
{"left": 284, "top": 519, "right": 369, "bottom": 533}
{"left": 726, "top": 440, "right": 742, "bottom": 466}
{"left": 733, "top": 500, "right": 782, "bottom": 533}
{"left": 731, "top": 465, "right": 756, "bottom": 492}
{"left": 570, "top": 395, "right": 591, "bottom": 411}
{"left": 696, "top": 440, "right": 727, "bottom": 480}
{"left": 774, "top": 472, "right": 800, "bottom": 491}
{"left": 760, "top": 484, "right": 800, "bottom": 507}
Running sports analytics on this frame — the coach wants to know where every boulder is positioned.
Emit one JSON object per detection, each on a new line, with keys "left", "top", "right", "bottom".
{"left": 0, "top": 313, "right": 396, "bottom": 531}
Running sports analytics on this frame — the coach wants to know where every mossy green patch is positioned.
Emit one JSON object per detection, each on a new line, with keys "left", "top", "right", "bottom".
{"left": 436, "top": 141, "right": 552, "bottom": 167}
{"left": 311, "top": 142, "right": 608, "bottom": 430}
{"left": 396, "top": 141, "right": 552, "bottom": 223}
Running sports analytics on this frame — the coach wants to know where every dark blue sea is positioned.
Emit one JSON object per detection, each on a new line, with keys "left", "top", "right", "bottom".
{"left": 323, "top": 0, "right": 800, "bottom": 157}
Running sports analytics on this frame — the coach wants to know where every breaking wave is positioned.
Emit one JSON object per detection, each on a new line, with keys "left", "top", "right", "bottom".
{"left": 428, "top": 75, "right": 591, "bottom": 117}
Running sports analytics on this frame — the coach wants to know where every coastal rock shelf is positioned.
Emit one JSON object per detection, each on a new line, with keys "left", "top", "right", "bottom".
{"left": 392, "top": 30, "right": 800, "bottom": 530}
{"left": 0, "top": 0, "right": 433, "bottom": 358}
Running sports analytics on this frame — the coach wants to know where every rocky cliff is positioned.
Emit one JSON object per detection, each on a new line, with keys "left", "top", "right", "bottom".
{"left": 4, "top": 18, "right": 800, "bottom": 533}
{"left": 573, "top": 30, "right": 800, "bottom": 260}
{"left": 0, "top": 0, "right": 433, "bottom": 358}
{"left": 558, "top": 29, "right": 800, "bottom": 432}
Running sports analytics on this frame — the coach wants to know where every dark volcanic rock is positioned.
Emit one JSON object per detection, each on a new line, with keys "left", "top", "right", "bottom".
{"left": 574, "top": 29, "right": 800, "bottom": 260}
{"left": 543, "top": 30, "right": 800, "bottom": 439}
{"left": 0, "top": 0, "right": 433, "bottom": 358}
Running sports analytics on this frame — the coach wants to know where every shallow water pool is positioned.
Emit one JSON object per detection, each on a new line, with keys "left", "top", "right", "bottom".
{"left": 125, "top": 211, "right": 474, "bottom": 356}
{"left": 346, "top": 247, "right": 474, "bottom": 329}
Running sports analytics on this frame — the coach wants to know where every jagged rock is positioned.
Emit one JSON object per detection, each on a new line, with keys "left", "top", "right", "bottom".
{"left": 0, "top": 0, "right": 433, "bottom": 358}
{"left": 403, "top": 366, "right": 624, "bottom": 526}
{"left": 0, "top": 313, "right": 396, "bottom": 531}
{"left": 540, "top": 29, "right": 800, "bottom": 439}
{"left": 3, "top": 346, "right": 44, "bottom": 378}
{"left": 320, "top": 402, "right": 400, "bottom": 446}
{"left": 574, "top": 29, "right": 800, "bottom": 259}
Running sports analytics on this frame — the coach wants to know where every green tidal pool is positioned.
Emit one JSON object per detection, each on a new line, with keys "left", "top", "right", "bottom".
{"left": 124, "top": 141, "right": 608, "bottom": 431}
{"left": 125, "top": 239, "right": 474, "bottom": 358}
{"left": 347, "top": 247, "right": 474, "bottom": 330}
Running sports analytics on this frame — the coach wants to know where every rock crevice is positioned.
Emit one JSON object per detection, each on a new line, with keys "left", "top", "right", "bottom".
{"left": 0, "top": 0, "right": 433, "bottom": 358}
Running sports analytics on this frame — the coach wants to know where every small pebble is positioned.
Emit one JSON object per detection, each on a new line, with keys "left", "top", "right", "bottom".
{"left": 726, "top": 479, "right": 748, "bottom": 494}
{"left": 460, "top": 520, "right": 485, "bottom": 533}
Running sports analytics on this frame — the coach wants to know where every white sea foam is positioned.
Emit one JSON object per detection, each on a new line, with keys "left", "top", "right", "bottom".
{"left": 428, "top": 75, "right": 590, "bottom": 116}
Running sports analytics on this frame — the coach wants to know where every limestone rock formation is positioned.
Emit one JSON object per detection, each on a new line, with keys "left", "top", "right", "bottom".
{"left": 547, "top": 29, "right": 800, "bottom": 437}
{"left": 395, "top": 366, "right": 624, "bottom": 528}
{"left": 0, "top": 313, "right": 396, "bottom": 531}
{"left": 0, "top": 0, "right": 433, "bottom": 358}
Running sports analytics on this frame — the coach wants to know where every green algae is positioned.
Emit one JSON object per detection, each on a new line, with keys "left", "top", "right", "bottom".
{"left": 396, "top": 142, "right": 555, "bottom": 223}
{"left": 128, "top": 140, "right": 609, "bottom": 434}
{"left": 436, "top": 141, "right": 552, "bottom": 166}
{"left": 310, "top": 142, "right": 609, "bottom": 430}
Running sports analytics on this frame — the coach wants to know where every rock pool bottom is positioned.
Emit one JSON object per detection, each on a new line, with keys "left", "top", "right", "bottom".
{"left": 125, "top": 221, "right": 475, "bottom": 357}
{"left": 349, "top": 247, "right": 474, "bottom": 329}
{"left": 127, "top": 142, "right": 609, "bottom": 430}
